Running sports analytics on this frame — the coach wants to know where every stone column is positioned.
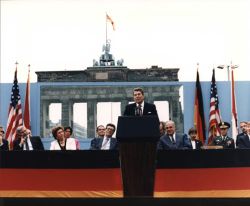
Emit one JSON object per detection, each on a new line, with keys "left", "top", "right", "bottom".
{"left": 171, "top": 97, "right": 183, "bottom": 133}
{"left": 61, "top": 100, "right": 73, "bottom": 127}
{"left": 120, "top": 100, "right": 129, "bottom": 115}
{"left": 168, "top": 98, "right": 173, "bottom": 121}
{"left": 146, "top": 87, "right": 154, "bottom": 104}
{"left": 41, "top": 101, "right": 50, "bottom": 138}
{"left": 87, "top": 100, "right": 97, "bottom": 138}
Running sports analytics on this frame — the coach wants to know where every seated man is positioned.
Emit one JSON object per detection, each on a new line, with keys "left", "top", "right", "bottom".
{"left": 237, "top": 122, "right": 250, "bottom": 149}
{"left": 0, "top": 125, "right": 9, "bottom": 151}
{"left": 188, "top": 127, "right": 203, "bottom": 149}
{"left": 236, "top": 121, "right": 248, "bottom": 148}
{"left": 211, "top": 121, "right": 235, "bottom": 149}
{"left": 90, "top": 123, "right": 118, "bottom": 150}
{"left": 96, "top": 125, "right": 105, "bottom": 138}
{"left": 13, "top": 126, "right": 44, "bottom": 150}
{"left": 157, "top": 120, "right": 191, "bottom": 150}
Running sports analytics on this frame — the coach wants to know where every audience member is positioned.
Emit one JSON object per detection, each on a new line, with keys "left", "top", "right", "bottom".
{"left": 188, "top": 127, "right": 203, "bottom": 149}
{"left": 96, "top": 125, "right": 105, "bottom": 138}
{"left": 90, "top": 123, "right": 117, "bottom": 150}
{"left": 157, "top": 120, "right": 191, "bottom": 150}
{"left": 64, "top": 126, "right": 80, "bottom": 150}
{"left": 0, "top": 126, "right": 9, "bottom": 151}
{"left": 13, "top": 126, "right": 44, "bottom": 150}
{"left": 236, "top": 121, "right": 248, "bottom": 147}
{"left": 211, "top": 122, "right": 235, "bottom": 149}
{"left": 239, "top": 121, "right": 248, "bottom": 135}
{"left": 237, "top": 122, "right": 250, "bottom": 149}
{"left": 123, "top": 87, "right": 158, "bottom": 119}
{"left": 50, "top": 126, "right": 76, "bottom": 150}
{"left": 159, "top": 121, "right": 166, "bottom": 137}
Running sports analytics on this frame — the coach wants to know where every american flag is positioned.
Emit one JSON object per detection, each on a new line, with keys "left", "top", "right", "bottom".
{"left": 5, "top": 67, "right": 23, "bottom": 149}
{"left": 208, "top": 69, "right": 221, "bottom": 144}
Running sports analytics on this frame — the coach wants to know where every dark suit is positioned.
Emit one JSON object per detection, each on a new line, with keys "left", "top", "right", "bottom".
{"left": 189, "top": 139, "right": 203, "bottom": 149}
{"left": 212, "top": 136, "right": 235, "bottom": 149}
{"left": 157, "top": 133, "right": 192, "bottom": 150}
{"left": 123, "top": 102, "right": 158, "bottom": 117}
{"left": 90, "top": 137, "right": 118, "bottom": 150}
{"left": 237, "top": 133, "right": 250, "bottom": 149}
{"left": 0, "top": 139, "right": 9, "bottom": 151}
{"left": 13, "top": 136, "right": 44, "bottom": 150}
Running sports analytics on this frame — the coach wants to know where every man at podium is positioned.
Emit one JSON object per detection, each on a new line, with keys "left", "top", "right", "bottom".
{"left": 123, "top": 87, "right": 159, "bottom": 120}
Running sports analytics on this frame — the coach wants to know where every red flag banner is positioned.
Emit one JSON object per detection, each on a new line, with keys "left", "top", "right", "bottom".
{"left": 231, "top": 69, "right": 238, "bottom": 141}
{"left": 5, "top": 67, "right": 23, "bottom": 149}
{"left": 106, "top": 14, "right": 115, "bottom": 31}
{"left": 208, "top": 69, "right": 221, "bottom": 144}
{"left": 24, "top": 66, "right": 31, "bottom": 130}
{"left": 194, "top": 70, "right": 206, "bottom": 143}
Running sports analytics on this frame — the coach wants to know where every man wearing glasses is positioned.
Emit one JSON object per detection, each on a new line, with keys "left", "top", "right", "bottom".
{"left": 0, "top": 126, "right": 9, "bottom": 150}
{"left": 90, "top": 123, "right": 118, "bottom": 150}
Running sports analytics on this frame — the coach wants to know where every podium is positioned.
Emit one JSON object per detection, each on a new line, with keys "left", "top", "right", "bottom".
{"left": 116, "top": 116, "right": 160, "bottom": 197}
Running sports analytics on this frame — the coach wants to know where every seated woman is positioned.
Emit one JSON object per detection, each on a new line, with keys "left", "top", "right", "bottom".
{"left": 50, "top": 126, "right": 76, "bottom": 150}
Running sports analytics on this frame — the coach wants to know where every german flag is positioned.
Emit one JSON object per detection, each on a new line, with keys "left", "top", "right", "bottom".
{"left": 194, "top": 69, "right": 206, "bottom": 143}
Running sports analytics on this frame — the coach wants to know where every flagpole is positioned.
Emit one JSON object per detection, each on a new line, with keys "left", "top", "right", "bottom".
{"left": 105, "top": 13, "right": 107, "bottom": 48}
{"left": 24, "top": 64, "right": 31, "bottom": 130}
{"left": 217, "top": 64, "right": 230, "bottom": 81}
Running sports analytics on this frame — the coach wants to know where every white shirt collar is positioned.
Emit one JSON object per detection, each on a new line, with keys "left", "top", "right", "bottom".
{"left": 136, "top": 101, "right": 144, "bottom": 108}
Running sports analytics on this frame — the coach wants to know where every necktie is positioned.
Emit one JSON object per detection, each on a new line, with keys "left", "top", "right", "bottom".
{"left": 25, "top": 139, "right": 29, "bottom": 151}
{"left": 170, "top": 135, "right": 175, "bottom": 144}
{"left": 138, "top": 104, "right": 142, "bottom": 116}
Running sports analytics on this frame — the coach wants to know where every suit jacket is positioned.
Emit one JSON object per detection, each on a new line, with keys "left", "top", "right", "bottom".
{"left": 90, "top": 137, "right": 118, "bottom": 150}
{"left": 123, "top": 102, "right": 158, "bottom": 117}
{"left": 212, "top": 136, "right": 235, "bottom": 149}
{"left": 13, "top": 136, "right": 44, "bottom": 151}
{"left": 157, "top": 133, "right": 192, "bottom": 150}
{"left": 189, "top": 139, "right": 203, "bottom": 149}
{"left": 237, "top": 133, "right": 250, "bottom": 149}
{"left": 0, "top": 139, "right": 9, "bottom": 151}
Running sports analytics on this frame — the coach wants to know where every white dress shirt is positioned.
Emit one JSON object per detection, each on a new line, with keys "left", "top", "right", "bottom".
{"left": 24, "top": 136, "right": 33, "bottom": 150}
{"left": 136, "top": 101, "right": 144, "bottom": 114}
{"left": 191, "top": 139, "right": 196, "bottom": 149}
{"left": 101, "top": 137, "right": 111, "bottom": 150}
